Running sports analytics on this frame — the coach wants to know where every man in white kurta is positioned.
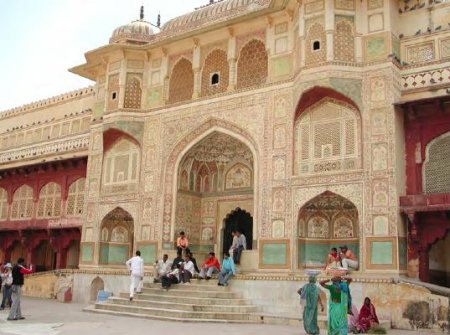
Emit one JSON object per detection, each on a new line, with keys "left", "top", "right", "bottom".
{"left": 126, "top": 250, "right": 144, "bottom": 301}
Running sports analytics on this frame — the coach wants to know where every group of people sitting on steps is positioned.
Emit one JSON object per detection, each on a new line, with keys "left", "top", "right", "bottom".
{"left": 153, "top": 251, "right": 236, "bottom": 290}
{"left": 153, "top": 231, "right": 241, "bottom": 290}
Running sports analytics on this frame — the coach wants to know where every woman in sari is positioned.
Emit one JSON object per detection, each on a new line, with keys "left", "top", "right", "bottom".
{"left": 298, "top": 275, "right": 324, "bottom": 335}
{"left": 320, "top": 276, "right": 349, "bottom": 335}
{"left": 356, "top": 297, "right": 379, "bottom": 333}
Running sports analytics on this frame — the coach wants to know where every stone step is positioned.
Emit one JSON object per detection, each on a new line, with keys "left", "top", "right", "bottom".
{"left": 94, "top": 302, "right": 260, "bottom": 321}
{"left": 108, "top": 297, "right": 259, "bottom": 313}
{"left": 84, "top": 306, "right": 262, "bottom": 324}
{"left": 139, "top": 286, "right": 238, "bottom": 299}
{"left": 119, "top": 292, "right": 248, "bottom": 305}
{"left": 144, "top": 281, "right": 228, "bottom": 291}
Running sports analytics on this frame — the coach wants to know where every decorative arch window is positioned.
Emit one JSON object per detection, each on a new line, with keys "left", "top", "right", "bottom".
{"left": 66, "top": 178, "right": 86, "bottom": 216}
{"left": 37, "top": 182, "right": 61, "bottom": 218}
{"left": 124, "top": 73, "right": 143, "bottom": 109}
{"left": 294, "top": 99, "right": 360, "bottom": 175}
{"left": 201, "top": 49, "right": 229, "bottom": 96}
{"left": 0, "top": 188, "right": 8, "bottom": 220}
{"left": 102, "top": 138, "right": 140, "bottom": 193}
{"left": 237, "top": 39, "right": 268, "bottom": 89}
{"left": 169, "top": 58, "right": 194, "bottom": 104}
{"left": 306, "top": 23, "right": 326, "bottom": 65}
{"left": 334, "top": 19, "right": 355, "bottom": 62}
{"left": 424, "top": 131, "right": 450, "bottom": 193}
{"left": 11, "top": 185, "right": 34, "bottom": 220}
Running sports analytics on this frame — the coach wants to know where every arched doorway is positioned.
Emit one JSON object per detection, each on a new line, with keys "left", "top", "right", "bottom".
{"left": 10, "top": 241, "right": 26, "bottom": 264}
{"left": 90, "top": 276, "right": 104, "bottom": 301}
{"left": 222, "top": 208, "right": 253, "bottom": 254}
{"left": 428, "top": 230, "right": 450, "bottom": 287}
{"left": 99, "top": 207, "right": 134, "bottom": 266}
{"left": 297, "top": 191, "right": 359, "bottom": 268}
{"left": 34, "top": 240, "right": 56, "bottom": 272}
{"left": 66, "top": 240, "right": 80, "bottom": 269}
{"left": 175, "top": 131, "right": 254, "bottom": 256}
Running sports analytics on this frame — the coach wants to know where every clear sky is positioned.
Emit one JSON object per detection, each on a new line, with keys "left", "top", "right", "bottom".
{"left": 0, "top": 0, "right": 207, "bottom": 111}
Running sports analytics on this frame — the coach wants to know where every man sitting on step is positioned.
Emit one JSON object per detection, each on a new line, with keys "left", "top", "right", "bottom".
{"left": 218, "top": 251, "right": 236, "bottom": 286}
{"left": 180, "top": 255, "right": 195, "bottom": 284}
{"left": 199, "top": 252, "right": 221, "bottom": 280}
{"left": 161, "top": 263, "right": 181, "bottom": 290}
{"left": 153, "top": 254, "right": 172, "bottom": 283}
{"left": 171, "top": 251, "right": 184, "bottom": 270}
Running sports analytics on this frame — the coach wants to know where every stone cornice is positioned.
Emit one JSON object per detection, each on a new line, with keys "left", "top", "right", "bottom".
{"left": 0, "top": 87, "right": 95, "bottom": 119}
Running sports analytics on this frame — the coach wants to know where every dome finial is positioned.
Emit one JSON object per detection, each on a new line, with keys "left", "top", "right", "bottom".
{"left": 140, "top": 5, "right": 144, "bottom": 20}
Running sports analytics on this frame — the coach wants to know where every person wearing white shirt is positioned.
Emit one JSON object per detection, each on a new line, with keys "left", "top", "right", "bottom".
{"left": 153, "top": 254, "right": 172, "bottom": 283}
{"left": 233, "top": 231, "right": 247, "bottom": 264}
{"left": 126, "top": 250, "right": 144, "bottom": 301}
{"left": 161, "top": 264, "right": 181, "bottom": 290}
{"left": 181, "top": 255, "right": 195, "bottom": 284}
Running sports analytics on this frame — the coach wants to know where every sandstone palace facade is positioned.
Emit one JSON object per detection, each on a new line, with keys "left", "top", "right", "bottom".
{"left": 0, "top": 0, "right": 450, "bottom": 322}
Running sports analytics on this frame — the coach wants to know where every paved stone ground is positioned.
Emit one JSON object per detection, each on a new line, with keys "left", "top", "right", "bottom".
{"left": 0, "top": 297, "right": 441, "bottom": 335}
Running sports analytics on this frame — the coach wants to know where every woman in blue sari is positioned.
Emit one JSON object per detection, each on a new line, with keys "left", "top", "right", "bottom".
{"left": 298, "top": 275, "right": 324, "bottom": 335}
{"left": 320, "top": 276, "right": 352, "bottom": 335}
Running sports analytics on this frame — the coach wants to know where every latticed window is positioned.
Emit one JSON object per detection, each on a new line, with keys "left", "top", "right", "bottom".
{"left": 11, "top": 185, "right": 34, "bottom": 220}
{"left": 0, "top": 188, "right": 8, "bottom": 220}
{"left": 294, "top": 100, "right": 359, "bottom": 174}
{"left": 169, "top": 58, "right": 194, "bottom": 104}
{"left": 66, "top": 178, "right": 86, "bottom": 216}
{"left": 201, "top": 49, "right": 229, "bottom": 97}
{"left": 424, "top": 132, "right": 450, "bottom": 193}
{"left": 306, "top": 23, "right": 326, "bottom": 65}
{"left": 103, "top": 138, "right": 140, "bottom": 192}
{"left": 237, "top": 40, "right": 268, "bottom": 89}
{"left": 37, "top": 182, "right": 61, "bottom": 218}
{"left": 334, "top": 19, "right": 355, "bottom": 62}
{"left": 124, "top": 74, "right": 142, "bottom": 109}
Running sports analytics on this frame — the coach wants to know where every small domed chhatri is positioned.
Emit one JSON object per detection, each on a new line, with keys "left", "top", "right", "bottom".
{"left": 110, "top": 6, "right": 154, "bottom": 45}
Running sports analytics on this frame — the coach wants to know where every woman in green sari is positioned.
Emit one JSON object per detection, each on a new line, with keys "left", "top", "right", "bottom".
{"left": 298, "top": 275, "right": 324, "bottom": 335}
{"left": 320, "top": 277, "right": 349, "bottom": 335}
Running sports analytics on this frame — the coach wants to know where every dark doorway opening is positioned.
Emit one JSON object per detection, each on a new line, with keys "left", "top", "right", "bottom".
{"left": 222, "top": 208, "right": 253, "bottom": 254}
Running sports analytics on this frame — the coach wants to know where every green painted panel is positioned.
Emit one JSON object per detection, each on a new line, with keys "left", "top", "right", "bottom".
{"left": 81, "top": 244, "right": 93, "bottom": 263}
{"left": 162, "top": 242, "right": 173, "bottom": 250}
{"left": 108, "top": 245, "right": 129, "bottom": 264}
{"left": 366, "top": 37, "right": 386, "bottom": 59}
{"left": 140, "top": 244, "right": 157, "bottom": 263}
{"left": 330, "top": 78, "right": 362, "bottom": 108}
{"left": 100, "top": 244, "right": 109, "bottom": 264}
{"left": 298, "top": 241, "right": 359, "bottom": 266}
{"left": 147, "top": 89, "right": 161, "bottom": 105}
{"left": 190, "top": 245, "right": 214, "bottom": 252}
{"left": 274, "top": 57, "right": 291, "bottom": 77}
{"left": 100, "top": 244, "right": 129, "bottom": 264}
{"left": 262, "top": 243, "right": 287, "bottom": 265}
{"left": 371, "top": 241, "right": 393, "bottom": 265}
{"left": 94, "top": 102, "right": 104, "bottom": 118}
{"left": 398, "top": 238, "right": 407, "bottom": 267}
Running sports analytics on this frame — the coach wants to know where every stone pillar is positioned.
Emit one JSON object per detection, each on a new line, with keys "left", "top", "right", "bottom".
{"left": 418, "top": 248, "right": 430, "bottom": 283}
{"left": 354, "top": 0, "right": 364, "bottom": 63}
{"left": 227, "top": 33, "right": 237, "bottom": 91}
{"left": 299, "top": 3, "right": 306, "bottom": 67}
{"left": 228, "top": 59, "right": 237, "bottom": 91}
{"left": 118, "top": 61, "right": 126, "bottom": 109}
{"left": 325, "top": 0, "right": 335, "bottom": 61}
{"left": 192, "top": 68, "right": 201, "bottom": 99}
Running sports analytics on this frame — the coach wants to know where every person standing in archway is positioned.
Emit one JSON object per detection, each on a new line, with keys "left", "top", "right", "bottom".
{"left": 229, "top": 231, "right": 239, "bottom": 259}
{"left": 233, "top": 230, "right": 246, "bottom": 265}
{"left": 126, "top": 250, "right": 144, "bottom": 301}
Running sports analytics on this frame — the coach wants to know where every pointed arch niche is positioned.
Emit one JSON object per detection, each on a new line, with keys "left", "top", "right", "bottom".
{"left": 99, "top": 207, "right": 134, "bottom": 265}
{"left": 297, "top": 191, "right": 359, "bottom": 268}
{"left": 294, "top": 87, "right": 361, "bottom": 176}
{"left": 175, "top": 131, "right": 254, "bottom": 253}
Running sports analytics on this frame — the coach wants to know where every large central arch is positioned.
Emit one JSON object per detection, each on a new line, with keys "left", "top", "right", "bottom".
{"left": 162, "top": 119, "right": 259, "bottom": 255}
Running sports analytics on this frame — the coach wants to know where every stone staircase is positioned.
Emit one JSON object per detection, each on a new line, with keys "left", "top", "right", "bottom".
{"left": 85, "top": 279, "right": 264, "bottom": 323}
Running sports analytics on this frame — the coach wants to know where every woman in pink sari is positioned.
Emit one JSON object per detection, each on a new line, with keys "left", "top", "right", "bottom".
{"left": 356, "top": 297, "right": 379, "bottom": 333}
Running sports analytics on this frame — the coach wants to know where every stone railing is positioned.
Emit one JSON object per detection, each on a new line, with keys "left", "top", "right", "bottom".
{"left": 401, "top": 67, "right": 450, "bottom": 91}
{"left": 0, "top": 134, "right": 89, "bottom": 164}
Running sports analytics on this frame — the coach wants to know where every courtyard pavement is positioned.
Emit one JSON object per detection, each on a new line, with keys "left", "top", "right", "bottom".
{"left": 0, "top": 297, "right": 441, "bottom": 335}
